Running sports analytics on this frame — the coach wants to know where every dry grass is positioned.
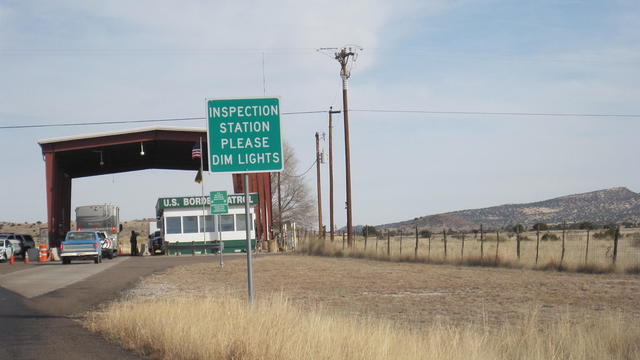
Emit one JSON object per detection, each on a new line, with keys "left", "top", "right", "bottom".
{"left": 625, "top": 264, "right": 640, "bottom": 274}
{"left": 85, "top": 293, "right": 640, "bottom": 360}
{"left": 112, "top": 255, "right": 640, "bottom": 328}
{"left": 84, "top": 252, "right": 640, "bottom": 359}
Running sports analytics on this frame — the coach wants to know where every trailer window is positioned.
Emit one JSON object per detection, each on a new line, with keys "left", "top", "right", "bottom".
{"left": 199, "top": 215, "right": 214, "bottom": 232}
{"left": 67, "top": 232, "right": 94, "bottom": 241}
{"left": 236, "top": 214, "right": 253, "bottom": 231}
{"left": 220, "top": 215, "right": 235, "bottom": 232}
{"left": 183, "top": 216, "right": 198, "bottom": 233}
{"left": 166, "top": 217, "right": 182, "bottom": 234}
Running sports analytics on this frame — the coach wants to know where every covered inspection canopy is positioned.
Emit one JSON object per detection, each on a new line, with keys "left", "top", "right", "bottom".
{"left": 38, "top": 126, "right": 272, "bottom": 247}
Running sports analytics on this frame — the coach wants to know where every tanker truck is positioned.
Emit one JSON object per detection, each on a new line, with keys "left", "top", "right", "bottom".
{"left": 75, "top": 205, "right": 122, "bottom": 259}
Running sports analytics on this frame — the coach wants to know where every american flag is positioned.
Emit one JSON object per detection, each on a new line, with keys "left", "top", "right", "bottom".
{"left": 192, "top": 141, "right": 201, "bottom": 160}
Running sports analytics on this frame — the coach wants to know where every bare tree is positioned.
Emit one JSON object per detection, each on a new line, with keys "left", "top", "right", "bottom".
{"left": 272, "top": 142, "right": 316, "bottom": 229}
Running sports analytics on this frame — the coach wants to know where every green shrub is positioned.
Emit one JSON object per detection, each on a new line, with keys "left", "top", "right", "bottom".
{"left": 361, "top": 226, "right": 378, "bottom": 237}
{"left": 541, "top": 233, "right": 559, "bottom": 241}
{"left": 532, "top": 223, "right": 548, "bottom": 231}
{"left": 484, "top": 235, "right": 507, "bottom": 242}
{"left": 593, "top": 227, "right": 622, "bottom": 240}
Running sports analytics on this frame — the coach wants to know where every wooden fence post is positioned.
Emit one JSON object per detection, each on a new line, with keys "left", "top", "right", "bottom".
{"left": 480, "top": 224, "right": 484, "bottom": 263}
{"left": 414, "top": 226, "right": 419, "bottom": 259}
{"left": 387, "top": 229, "right": 391, "bottom": 257}
{"left": 342, "top": 231, "right": 345, "bottom": 250}
{"left": 495, "top": 230, "right": 500, "bottom": 264}
{"left": 376, "top": 231, "right": 379, "bottom": 254}
{"left": 364, "top": 225, "right": 368, "bottom": 252}
{"left": 428, "top": 234, "right": 432, "bottom": 261}
{"left": 612, "top": 226, "right": 619, "bottom": 265}
{"left": 400, "top": 229, "right": 403, "bottom": 255}
{"left": 516, "top": 226, "right": 521, "bottom": 260}
{"left": 535, "top": 228, "right": 540, "bottom": 265}
{"left": 443, "top": 229, "right": 448, "bottom": 259}
{"left": 461, "top": 232, "right": 465, "bottom": 261}
{"left": 560, "top": 222, "right": 566, "bottom": 267}
{"left": 584, "top": 229, "right": 590, "bottom": 264}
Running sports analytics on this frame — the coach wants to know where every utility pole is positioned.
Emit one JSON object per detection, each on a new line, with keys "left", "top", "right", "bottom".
{"left": 315, "top": 132, "right": 323, "bottom": 238}
{"left": 277, "top": 172, "right": 283, "bottom": 249}
{"left": 334, "top": 46, "right": 360, "bottom": 247}
{"left": 328, "top": 106, "right": 340, "bottom": 242}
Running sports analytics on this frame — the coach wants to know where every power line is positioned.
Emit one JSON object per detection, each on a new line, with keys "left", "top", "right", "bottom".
{"left": 0, "top": 117, "right": 204, "bottom": 129}
{"left": 350, "top": 109, "right": 640, "bottom": 118}
{"left": 0, "top": 111, "right": 327, "bottom": 129}
{"left": 289, "top": 159, "right": 317, "bottom": 178}
{"left": 3, "top": 47, "right": 636, "bottom": 64}
{"left": 0, "top": 48, "right": 318, "bottom": 56}
{"left": 1, "top": 108, "right": 638, "bottom": 130}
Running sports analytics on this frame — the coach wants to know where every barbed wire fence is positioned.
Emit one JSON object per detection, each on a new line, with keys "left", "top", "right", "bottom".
{"left": 294, "top": 224, "right": 640, "bottom": 273}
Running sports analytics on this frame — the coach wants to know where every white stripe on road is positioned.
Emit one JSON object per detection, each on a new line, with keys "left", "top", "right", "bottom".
{"left": 0, "top": 257, "right": 129, "bottom": 298}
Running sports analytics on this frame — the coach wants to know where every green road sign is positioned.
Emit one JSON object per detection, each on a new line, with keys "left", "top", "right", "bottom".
{"left": 207, "top": 97, "right": 283, "bottom": 173}
{"left": 210, "top": 190, "right": 228, "bottom": 215}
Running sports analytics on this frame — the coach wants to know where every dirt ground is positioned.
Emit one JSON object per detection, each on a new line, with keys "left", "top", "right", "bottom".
{"left": 132, "top": 254, "right": 640, "bottom": 329}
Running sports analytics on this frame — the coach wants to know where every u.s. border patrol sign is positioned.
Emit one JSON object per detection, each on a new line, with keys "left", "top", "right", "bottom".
{"left": 207, "top": 97, "right": 283, "bottom": 174}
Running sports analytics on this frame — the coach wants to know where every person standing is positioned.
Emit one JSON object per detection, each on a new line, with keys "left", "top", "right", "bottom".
{"left": 130, "top": 230, "right": 138, "bottom": 256}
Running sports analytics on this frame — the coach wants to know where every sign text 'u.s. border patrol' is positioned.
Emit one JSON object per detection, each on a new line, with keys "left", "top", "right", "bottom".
{"left": 207, "top": 97, "right": 283, "bottom": 173}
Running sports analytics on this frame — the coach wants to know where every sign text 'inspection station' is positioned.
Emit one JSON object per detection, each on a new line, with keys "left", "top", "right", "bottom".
{"left": 207, "top": 98, "right": 283, "bottom": 173}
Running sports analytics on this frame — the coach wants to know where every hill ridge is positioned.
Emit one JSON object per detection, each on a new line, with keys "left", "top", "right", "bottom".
{"left": 380, "top": 187, "right": 640, "bottom": 230}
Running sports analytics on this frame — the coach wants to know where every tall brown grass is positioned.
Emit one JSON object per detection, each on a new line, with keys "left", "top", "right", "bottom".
{"left": 85, "top": 294, "right": 639, "bottom": 360}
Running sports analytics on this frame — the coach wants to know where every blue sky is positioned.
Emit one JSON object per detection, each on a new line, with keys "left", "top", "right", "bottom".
{"left": 1, "top": 0, "right": 639, "bottom": 226}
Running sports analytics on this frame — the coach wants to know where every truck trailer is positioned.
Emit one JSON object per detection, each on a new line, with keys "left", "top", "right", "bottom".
{"left": 75, "top": 205, "right": 122, "bottom": 259}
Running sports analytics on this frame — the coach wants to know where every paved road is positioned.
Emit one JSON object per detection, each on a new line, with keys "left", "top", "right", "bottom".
{"left": 0, "top": 255, "right": 233, "bottom": 359}
{"left": 0, "top": 257, "right": 128, "bottom": 298}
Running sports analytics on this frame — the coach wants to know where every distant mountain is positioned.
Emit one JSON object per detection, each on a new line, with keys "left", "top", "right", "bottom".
{"left": 378, "top": 187, "right": 640, "bottom": 231}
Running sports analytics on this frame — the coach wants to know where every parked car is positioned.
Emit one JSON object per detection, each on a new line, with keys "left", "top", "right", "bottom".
{"left": 0, "top": 234, "right": 22, "bottom": 258}
{"left": 0, "top": 239, "right": 14, "bottom": 262}
{"left": 60, "top": 230, "right": 102, "bottom": 265}
{"left": 15, "top": 234, "right": 35, "bottom": 257}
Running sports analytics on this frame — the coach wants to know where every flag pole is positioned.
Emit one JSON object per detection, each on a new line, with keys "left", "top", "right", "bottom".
{"left": 200, "top": 137, "right": 206, "bottom": 253}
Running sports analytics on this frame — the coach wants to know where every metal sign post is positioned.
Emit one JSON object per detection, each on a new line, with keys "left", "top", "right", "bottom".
{"left": 244, "top": 173, "right": 254, "bottom": 303}
{"left": 206, "top": 97, "right": 283, "bottom": 304}
{"left": 210, "top": 190, "right": 228, "bottom": 268}
{"left": 217, "top": 214, "right": 223, "bottom": 267}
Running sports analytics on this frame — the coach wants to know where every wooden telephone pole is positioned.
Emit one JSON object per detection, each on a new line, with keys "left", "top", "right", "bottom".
{"left": 328, "top": 106, "right": 340, "bottom": 242}
{"left": 315, "top": 132, "right": 324, "bottom": 238}
{"left": 334, "top": 46, "right": 360, "bottom": 247}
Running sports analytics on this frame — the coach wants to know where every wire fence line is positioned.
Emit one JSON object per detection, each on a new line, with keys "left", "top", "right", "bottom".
{"left": 295, "top": 226, "right": 640, "bottom": 273}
